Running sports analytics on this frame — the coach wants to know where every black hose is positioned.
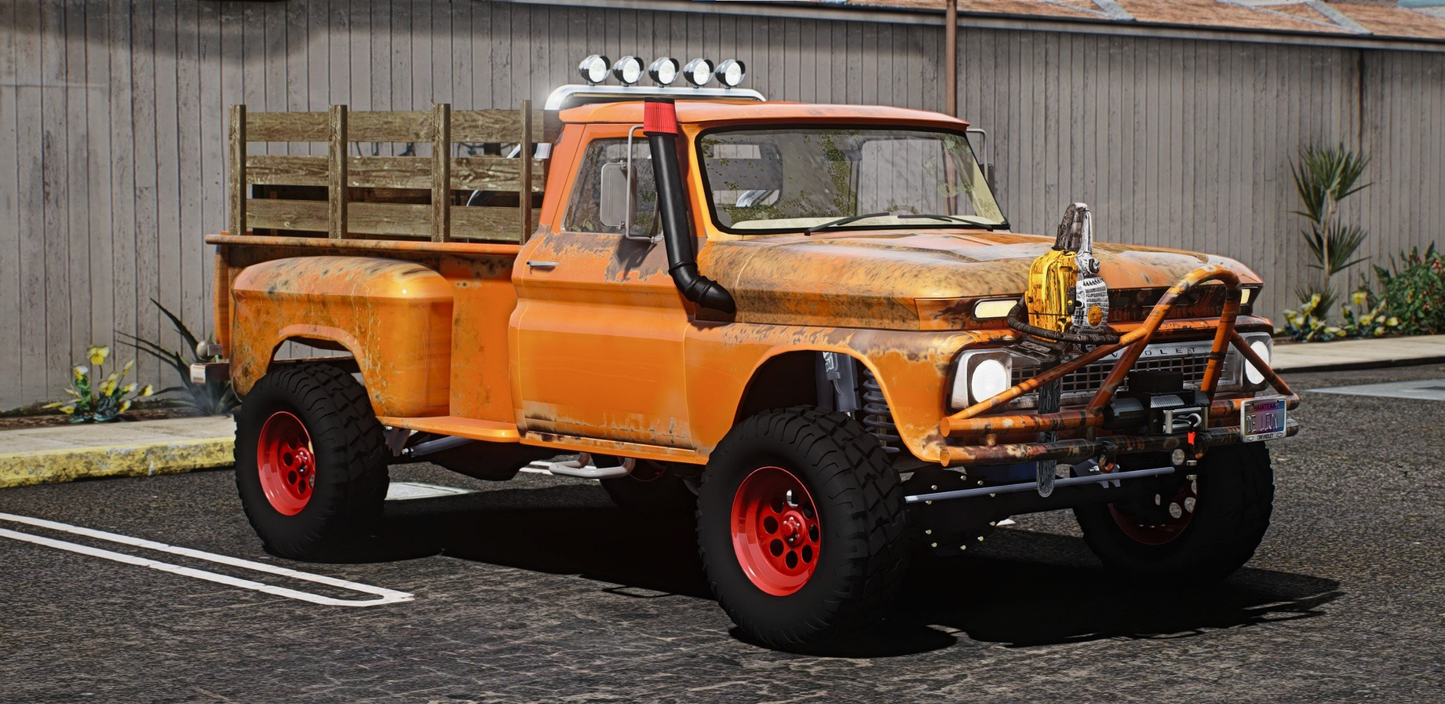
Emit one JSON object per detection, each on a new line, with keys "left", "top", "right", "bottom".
{"left": 645, "top": 99, "right": 736, "bottom": 314}
{"left": 1006, "top": 302, "right": 1121, "bottom": 345}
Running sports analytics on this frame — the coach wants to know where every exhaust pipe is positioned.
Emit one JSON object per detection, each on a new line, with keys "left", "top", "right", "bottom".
{"left": 644, "top": 98, "right": 736, "bottom": 314}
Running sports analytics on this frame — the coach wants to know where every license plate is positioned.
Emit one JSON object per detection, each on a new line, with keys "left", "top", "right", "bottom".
{"left": 1241, "top": 396, "right": 1287, "bottom": 442}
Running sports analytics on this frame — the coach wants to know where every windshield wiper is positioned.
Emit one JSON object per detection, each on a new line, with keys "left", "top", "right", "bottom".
{"left": 803, "top": 212, "right": 891, "bottom": 235}
{"left": 898, "top": 213, "right": 998, "bottom": 230}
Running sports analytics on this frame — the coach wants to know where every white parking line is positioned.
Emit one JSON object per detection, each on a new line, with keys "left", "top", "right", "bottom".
{"left": 0, "top": 512, "right": 413, "bottom": 607}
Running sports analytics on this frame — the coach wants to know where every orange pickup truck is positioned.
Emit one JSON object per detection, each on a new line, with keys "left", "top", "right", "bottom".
{"left": 204, "top": 58, "right": 1296, "bottom": 650}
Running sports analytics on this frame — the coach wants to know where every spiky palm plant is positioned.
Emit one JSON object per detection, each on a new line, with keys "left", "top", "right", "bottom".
{"left": 1289, "top": 143, "right": 1371, "bottom": 317}
{"left": 121, "top": 299, "right": 239, "bottom": 416}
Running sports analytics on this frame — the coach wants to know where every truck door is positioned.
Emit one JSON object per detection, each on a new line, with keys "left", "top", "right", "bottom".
{"left": 511, "top": 127, "right": 696, "bottom": 448}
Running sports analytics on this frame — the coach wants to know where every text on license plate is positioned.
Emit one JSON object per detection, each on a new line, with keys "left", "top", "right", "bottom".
{"left": 1241, "top": 396, "right": 1287, "bottom": 442}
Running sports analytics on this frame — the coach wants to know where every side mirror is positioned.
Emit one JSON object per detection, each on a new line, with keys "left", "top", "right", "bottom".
{"left": 599, "top": 161, "right": 633, "bottom": 229}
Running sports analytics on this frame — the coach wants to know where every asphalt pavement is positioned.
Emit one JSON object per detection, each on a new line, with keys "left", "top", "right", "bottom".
{"left": 1, "top": 364, "right": 1442, "bottom": 703}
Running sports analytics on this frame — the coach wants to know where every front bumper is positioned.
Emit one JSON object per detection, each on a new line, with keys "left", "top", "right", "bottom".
{"left": 936, "top": 265, "right": 1298, "bottom": 468}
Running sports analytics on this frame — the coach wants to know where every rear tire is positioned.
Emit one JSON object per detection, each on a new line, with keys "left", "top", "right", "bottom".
{"left": 697, "top": 407, "right": 910, "bottom": 651}
{"left": 235, "top": 364, "right": 389, "bottom": 560}
{"left": 1073, "top": 442, "right": 1274, "bottom": 585}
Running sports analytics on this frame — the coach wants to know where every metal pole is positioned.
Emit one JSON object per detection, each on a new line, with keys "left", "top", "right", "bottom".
{"left": 944, "top": 0, "right": 957, "bottom": 117}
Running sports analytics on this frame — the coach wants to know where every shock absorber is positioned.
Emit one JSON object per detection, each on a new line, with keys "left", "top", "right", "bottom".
{"left": 860, "top": 367, "right": 901, "bottom": 455}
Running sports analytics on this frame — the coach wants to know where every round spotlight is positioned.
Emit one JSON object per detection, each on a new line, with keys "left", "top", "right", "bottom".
{"left": 683, "top": 58, "right": 713, "bottom": 87}
{"left": 578, "top": 54, "right": 610, "bottom": 85}
{"left": 1245, "top": 339, "right": 1271, "bottom": 386}
{"left": 612, "top": 56, "right": 643, "bottom": 85}
{"left": 969, "top": 358, "right": 1010, "bottom": 405}
{"left": 715, "top": 59, "right": 746, "bottom": 88}
{"left": 648, "top": 57, "right": 680, "bottom": 86}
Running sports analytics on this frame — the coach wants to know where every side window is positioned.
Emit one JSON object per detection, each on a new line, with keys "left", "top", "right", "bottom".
{"left": 563, "top": 138, "right": 658, "bottom": 237}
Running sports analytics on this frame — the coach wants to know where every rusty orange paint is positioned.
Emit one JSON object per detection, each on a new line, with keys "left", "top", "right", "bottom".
{"left": 215, "top": 101, "right": 1284, "bottom": 471}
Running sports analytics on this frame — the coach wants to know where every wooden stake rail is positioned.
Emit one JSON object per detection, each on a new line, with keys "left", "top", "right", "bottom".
{"left": 227, "top": 102, "right": 554, "bottom": 243}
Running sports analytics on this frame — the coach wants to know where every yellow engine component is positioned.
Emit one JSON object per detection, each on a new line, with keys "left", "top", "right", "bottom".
{"left": 1025, "top": 248, "right": 1078, "bottom": 334}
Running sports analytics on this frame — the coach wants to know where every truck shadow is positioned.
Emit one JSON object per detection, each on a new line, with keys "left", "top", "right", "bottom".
{"left": 365, "top": 483, "right": 1341, "bottom": 658}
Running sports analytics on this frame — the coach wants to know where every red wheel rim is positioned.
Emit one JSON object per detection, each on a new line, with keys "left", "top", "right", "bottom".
{"left": 1110, "top": 475, "right": 1198, "bottom": 546}
{"left": 731, "top": 466, "right": 821, "bottom": 596}
{"left": 257, "top": 411, "right": 316, "bottom": 516}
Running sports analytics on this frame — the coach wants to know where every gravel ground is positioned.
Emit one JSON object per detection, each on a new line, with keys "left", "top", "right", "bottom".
{"left": 0, "top": 364, "right": 1441, "bottom": 703}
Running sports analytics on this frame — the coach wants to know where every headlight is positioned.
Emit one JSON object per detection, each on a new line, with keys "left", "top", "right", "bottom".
{"left": 649, "top": 57, "right": 679, "bottom": 86}
{"left": 683, "top": 58, "right": 714, "bottom": 87}
{"left": 578, "top": 54, "right": 610, "bottom": 85}
{"left": 951, "top": 351, "right": 1013, "bottom": 410}
{"left": 1245, "top": 338, "right": 1271, "bottom": 386}
{"left": 612, "top": 56, "right": 643, "bottom": 85}
{"left": 715, "top": 59, "right": 746, "bottom": 88}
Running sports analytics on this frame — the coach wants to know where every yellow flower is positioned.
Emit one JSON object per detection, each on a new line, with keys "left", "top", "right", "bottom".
{"left": 1387, "top": 317, "right": 1399, "bottom": 326}
{"left": 140, "top": 384, "right": 155, "bottom": 397}
{"left": 60, "top": 405, "right": 76, "bottom": 415}
{"left": 87, "top": 345, "right": 110, "bottom": 366}
{"left": 1351, "top": 290, "right": 1368, "bottom": 307}
{"left": 43, "top": 401, "right": 64, "bottom": 409}
{"left": 119, "top": 400, "right": 132, "bottom": 414}
{"left": 73, "top": 365, "right": 88, "bottom": 380}
{"left": 121, "top": 359, "right": 135, "bottom": 376}
{"left": 122, "top": 382, "right": 137, "bottom": 394}
{"left": 101, "top": 374, "right": 118, "bottom": 396}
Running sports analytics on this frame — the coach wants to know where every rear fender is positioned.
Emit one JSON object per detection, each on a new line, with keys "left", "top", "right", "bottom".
{"left": 229, "top": 256, "right": 453, "bottom": 417}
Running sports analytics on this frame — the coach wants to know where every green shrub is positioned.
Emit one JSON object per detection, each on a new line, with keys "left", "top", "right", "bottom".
{"left": 1374, "top": 244, "right": 1445, "bottom": 335}
{"left": 1281, "top": 291, "right": 1401, "bottom": 342}
{"left": 44, "top": 345, "right": 155, "bottom": 423}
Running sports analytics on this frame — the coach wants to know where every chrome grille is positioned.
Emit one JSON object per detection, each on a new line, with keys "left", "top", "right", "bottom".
{"left": 1006, "top": 339, "right": 1243, "bottom": 408}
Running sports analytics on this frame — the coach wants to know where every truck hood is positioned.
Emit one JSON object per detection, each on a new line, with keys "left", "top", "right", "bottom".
{"left": 699, "top": 231, "right": 1262, "bottom": 330}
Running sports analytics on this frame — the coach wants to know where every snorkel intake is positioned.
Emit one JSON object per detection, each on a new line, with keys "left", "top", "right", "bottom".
{"left": 644, "top": 98, "right": 737, "bottom": 314}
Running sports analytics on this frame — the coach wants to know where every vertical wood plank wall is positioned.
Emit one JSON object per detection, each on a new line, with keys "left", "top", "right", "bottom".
{"left": 0, "top": 0, "right": 1442, "bottom": 408}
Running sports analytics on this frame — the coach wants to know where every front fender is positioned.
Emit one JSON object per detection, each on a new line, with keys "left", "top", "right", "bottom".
{"left": 685, "top": 323, "right": 985, "bottom": 462}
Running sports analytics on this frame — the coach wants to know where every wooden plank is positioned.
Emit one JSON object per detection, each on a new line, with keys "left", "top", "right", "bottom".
{"left": 107, "top": 0, "right": 139, "bottom": 405}
{"left": 450, "top": 206, "right": 540, "bottom": 242}
{"left": 247, "top": 198, "right": 329, "bottom": 232}
{"left": 451, "top": 157, "right": 545, "bottom": 192}
{"left": 40, "top": 1, "right": 74, "bottom": 399}
{"left": 64, "top": 0, "right": 89, "bottom": 362}
{"left": 245, "top": 155, "right": 328, "bottom": 186}
{"left": 519, "top": 100, "right": 532, "bottom": 243}
{"left": 0, "top": 0, "right": 21, "bottom": 405}
{"left": 351, "top": 156, "right": 430, "bottom": 189}
{"left": 131, "top": 0, "right": 163, "bottom": 396}
{"left": 177, "top": 0, "right": 206, "bottom": 331}
{"left": 247, "top": 111, "right": 329, "bottom": 141}
{"left": 84, "top": 0, "right": 116, "bottom": 361}
{"left": 352, "top": 201, "right": 432, "bottom": 237}
{"left": 328, "top": 104, "right": 347, "bottom": 238}
{"left": 451, "top": 108, "right": 548, "bottom": 143}
{"left": 431, "top": 102, "right": 450, "bottom": 242}
{"left": 229, "top": 105, "right": 246, "bottom": 233}
{"left": 350, "top": 109, "right": 433, "bottom": 142}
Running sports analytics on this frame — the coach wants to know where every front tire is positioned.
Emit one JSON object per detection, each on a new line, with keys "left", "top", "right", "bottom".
{"left": 1073, "top": 442, "right": 1274, "bottom": 585}
{"left": 697, "top": 407, "right": 910, "bottom": 651}
{"left": 235, "top": 364, "right": 389, "bottom": 560}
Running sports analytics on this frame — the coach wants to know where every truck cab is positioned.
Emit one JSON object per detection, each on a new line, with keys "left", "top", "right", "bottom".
{"left": 208, "top": 58, "right": 1295, "bottom": 651}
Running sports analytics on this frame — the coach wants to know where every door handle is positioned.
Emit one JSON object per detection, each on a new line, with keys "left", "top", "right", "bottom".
{"left": 525, "top": 260, "right": 558, "bottom": 270}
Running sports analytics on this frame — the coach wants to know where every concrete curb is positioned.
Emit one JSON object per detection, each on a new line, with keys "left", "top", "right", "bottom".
{"left": 0, "top": 437, "right": 235, "bottom": 489}
{"left": 1274, "top": 355, "right": 1445, "bottom": 374}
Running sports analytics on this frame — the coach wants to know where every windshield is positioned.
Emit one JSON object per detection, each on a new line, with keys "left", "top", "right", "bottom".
{"left": 698, "top": 127, "right": 1006, "bottom": 234}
